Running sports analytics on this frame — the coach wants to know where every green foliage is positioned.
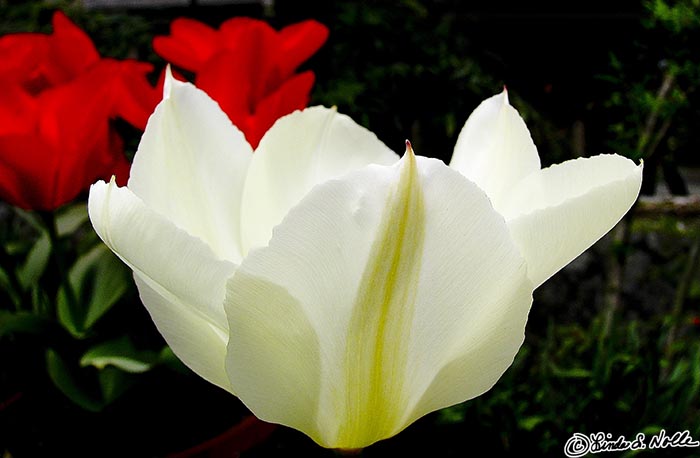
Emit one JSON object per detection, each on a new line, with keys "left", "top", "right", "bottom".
{"left": 599, "top": 0, "right": 700, "bottom": 194}
{"left": 0, "top": 202, "right": 169, "bottom": 418}
{"left": 429, "top": 316, "right": 700, "bottom": 455}
{"left": 306, "top": 1, "right": 507, "bottom": 163}
{"left": 80, "top": 336, "right": 159, "bottom": 373}
{"left": 57, "top": 243, "right": 132, "bottom": 338}
{"left": 645, "top": 0, "right": 700, "bottom": 33}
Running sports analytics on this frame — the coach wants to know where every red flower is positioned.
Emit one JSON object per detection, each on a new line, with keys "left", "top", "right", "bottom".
{"left": 154, "top": 17, "right": 329, "bottom": 148}
{"left": 0, "top": 11, "right": 158, "bottom": 210}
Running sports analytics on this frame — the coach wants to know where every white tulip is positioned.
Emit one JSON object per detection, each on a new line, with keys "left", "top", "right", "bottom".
{"left": 89, "top": 72, "right": 642, "bottom": 450}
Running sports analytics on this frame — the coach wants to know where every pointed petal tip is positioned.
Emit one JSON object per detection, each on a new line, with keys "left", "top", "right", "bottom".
{"left": 404, "top": 139, "right": 417, "bottom": 163}
{"left": 501, "top": 86, "right": 510, "bottom": 104}
{"left": 163, "top": 64, "right": 174, "bottom": 99}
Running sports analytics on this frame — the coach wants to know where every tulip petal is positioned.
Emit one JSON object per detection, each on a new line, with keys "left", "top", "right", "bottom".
{"left": 501, "top": 154, "right": 643, "bottom": 287}
{"left": 449, "top": 90, "right": 541, "bottom": 210}
{"left": 239, "top": 106, "right": 398, "bottom": 253}
{"left": 88, "top": 179, "right": 236, "bottom": 392}
{"left": 128, "top": 70, "right": 252, "bottom": 263}
{"left": 246, "top": 72, "right": 316, "bottom": 149}
{"left": 152, "top": 18, "right": 219, "bottom": 71}
{"left": 48, "top": 12, "right": 100, "bottom": 83}
{"left": 226, "top": 153, "right": 531, "bottom": 448}
{"left": 277, "top": 20, "right": 329, "bottom": 78}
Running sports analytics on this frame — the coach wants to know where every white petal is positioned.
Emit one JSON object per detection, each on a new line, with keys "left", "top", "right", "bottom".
{"left": 225, "top": 151, "right": 532, "bottom": 448}
{"left": 128, "top": 69, "right": 252, "bottom": 263}
{"left": 88, "top": 179, "right": 236, "bottom": 392}
{"left": 133, "top": 275, "right": 232, "bottom": 393}
{"left": 449, "top": 90, "right": 541, "bottom": 210}
{"left": 239, "top": 106, "right": 398, "bottom": 254}
{"left": 502, "top": 154, "right": 643, "bottom": 287}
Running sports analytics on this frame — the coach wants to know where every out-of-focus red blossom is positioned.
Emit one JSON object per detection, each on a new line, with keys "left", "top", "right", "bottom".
{"left": 154, "top": 17, "right": 329, "bottom": 148}
{"left": 0, "top": 11, "right": 159, "bottom": 210}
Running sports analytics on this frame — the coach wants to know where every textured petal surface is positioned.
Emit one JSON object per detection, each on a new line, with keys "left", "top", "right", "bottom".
{"left": 502, "top": 154, "right": 643, "bottom": 287}
{"left": 449, "top": 90, "right": 541, "bottom": 210}
{"left": 226, "top": 153, "right": 532, "bottom": 448}
{"left": 88, "top": 179, "right": 236, "bottom": 392}
{"left": 239, "top": 106, "right": 398, "bottom": 253}
{"left": 128, "top": 71, "right": 252, "bottom": 263}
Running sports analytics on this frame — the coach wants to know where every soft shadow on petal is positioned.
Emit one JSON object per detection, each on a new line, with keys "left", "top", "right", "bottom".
{"left": 128, "top": 71, "right": 252, "bottom": 263}
{"left": 449, "top": 90, "right": 540, "bottom": 210}
{"left": 88, "top": 179, "right": 236, "bottom": 392}
{"left": 134, "top": 276, "right": 233, "bottom": 393}
{"left": 502, "top": 154, "right": 643, "bottom": 287}
{"left": 239, "top": 106, "right": 399, "bottom": 254}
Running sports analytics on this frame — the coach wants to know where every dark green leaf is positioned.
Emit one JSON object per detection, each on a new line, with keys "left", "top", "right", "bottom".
{"left": 57, "top": 243, "right": 132, "bottom": 337}
{"left": 16, "top": 231, "right": 50, "bottom": 290}
{"left": 81, "top": 336, "right": 158, "bottom": 373}
{"left": 0, "top": 310, "right": 51, "bottom": 336}
{"left": 45, "top": 349, "right": 103, "bottom": 412}
{"left": 56, "top": 203, "right": 89, "bottom": 237}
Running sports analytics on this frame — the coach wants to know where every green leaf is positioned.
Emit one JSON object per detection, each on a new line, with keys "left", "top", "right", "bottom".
{"left": 80, "top": 336, "right": 158, "bottom": 373}
{"left": 56, "top": 203, "right": 89, "bottom": 237}
{"left": 57, "top": 243, "right": 132, "bottom": 337}
{"left": 16, "top": 231, "right": 50, "bottom": 290}
{"left": 158, "top": 345, "right": 189, "bottom": 374}
{"left": 549, "top": 363, "right": 592, "bottom": 379}
{"left": 47, "top": 348, "right": 137, "bottom": 411}
{"left": 46, "top": 349, "right": 103, "bottom": 412}
{"left": 518, "top": 416, "right": 546, "bottom": 431}
{"left": 0, "top": 310, "right": 51, "bottom": 336}
{"left": 436, "top": 404, "right": 466, "bottom": 424}
{"left": 98, "top": 366, "right": 135, "bottom": 404}
{"left": 0, "top": 267, "right": 21, "bottom": 309}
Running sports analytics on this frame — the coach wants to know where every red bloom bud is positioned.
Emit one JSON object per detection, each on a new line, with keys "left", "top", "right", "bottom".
{"left": 154, "top": 17, "right": 329, "bottom": 148}
{"left": 0, "top": 11, "right": 159, "bottom": 210}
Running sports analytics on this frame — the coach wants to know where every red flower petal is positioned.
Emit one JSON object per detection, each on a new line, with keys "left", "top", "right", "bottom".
{"left": 0, "top": 34, "right": 50, "bottom": 92}
{"left": 277, "top": 20, "right": 329, "bottom": 79}
{"left": 0, "top": 81, "right": 38, "bottom": 135}
{"left": 245, "top": 71, "right": 316, "bottom": 148}
{"left": 110, "top": 60, "right": 159, "bottom": 130}
{"left": 153, "top": 18, "right": 219, "bottom": 72}
{"left": 0, "top": 10, "right": 156, "bottom": 210}
{"left": 45, "top": 11, "right": 100, "bottom": 85}
{"left": 155, "top": 16, "right": 327, "bottom": 147}
{"left": 0, "top": 134, "right": 58, "bottom": 209}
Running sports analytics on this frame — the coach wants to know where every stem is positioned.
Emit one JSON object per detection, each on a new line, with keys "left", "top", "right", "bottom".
{"left": 599, "top": 220, "right": 629, "bottom": 343}
{"left": 38, "top": 211, "right": 78, "bottom": 319}
{"left": 638, "top": 72, "right": 675, "bottom": 157}
{"left": 662, "top": 235, "right": 700, "bottom": 379}
{"left": 0, "top": 239, "right": 25, "bottom": 312}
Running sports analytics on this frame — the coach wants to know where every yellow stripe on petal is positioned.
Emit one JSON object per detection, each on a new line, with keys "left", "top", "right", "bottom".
{"left": 340, "top": 143, "right": 426, "bottom": 447}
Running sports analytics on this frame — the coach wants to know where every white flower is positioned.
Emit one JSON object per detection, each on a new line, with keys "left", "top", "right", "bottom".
{"left": 88, "top": 73, "right": 642, "bottom": 450}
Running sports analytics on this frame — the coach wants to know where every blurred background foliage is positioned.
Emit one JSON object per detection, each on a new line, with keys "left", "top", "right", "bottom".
{"left": 0, "top": 0, "right": 699, "bottom": 456}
